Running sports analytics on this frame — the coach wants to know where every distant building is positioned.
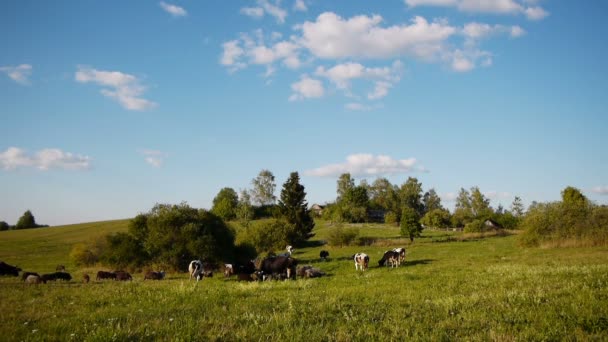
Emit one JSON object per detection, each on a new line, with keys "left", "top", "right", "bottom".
{"left": 368, "top": 210, "right": 386, "bottom": 222}
{"left": 310, "top": 204, "right": 325, "bottom": 216}
{"left": 484, "top": 219, "right": 503, "bottom": 229}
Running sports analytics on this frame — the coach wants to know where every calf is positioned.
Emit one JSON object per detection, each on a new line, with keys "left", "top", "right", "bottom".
{"left": 21, "top": 271, "right": 40, "bottom": 281}
{"left": 83, "top": 274, "right": 90, "bottom": 283}
{"left": 144, "top": 271, "right": 165, "bottom": 280}
{"left": 378, "top": 250, "right": 400, "bottom": 268}
{"left": 96, "top": 271, "right": 117, "bottom": 281}
{"left": 319, "top": 250, "right": 329, "bottom": 261}
{"left": 286, "top": 245, "right": 294, "bottom": 255}
{"left": 25, "top": 274, "right": 45, "bottom": 284}
{"left": 0, "top": 261, "right": 21, "bottom": 276}
{"left": 41, "top": 272, "right": 72, "bottom": 282}
{"left": 354, "top": 253, "right": 369, "bottom": 271}
{"left": 115, "top": 271, "right": 132, "bottom": 281}
{"left": 297, "top": 265, "right": 326, "bottom": 278}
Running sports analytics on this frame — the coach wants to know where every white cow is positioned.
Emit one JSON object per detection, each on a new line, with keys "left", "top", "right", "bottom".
{"left": 354, "top": 253, "right": 369, "bottom": 271}
{"left": 189, "top": 260, "right": 204, "bottom": 281}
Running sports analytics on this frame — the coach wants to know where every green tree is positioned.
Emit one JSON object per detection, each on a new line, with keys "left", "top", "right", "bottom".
{"left": 470, "top": 187, "right": 492, "bottom": 219}
{"left": 251, "top": 169, "right": 276, "bottom": 206}
{"left": 421, "top": 208, "right": 451, "bottom": 229}
{"left": 15, "top": 210, "right": 37, "bottom": 229}
{"left": 278, "top": 172, "right": 315, "bottom": 245}
{"left": 100, "top": 232, "right": 149, "bottom": 269}
{"left": 0, "top": 221, "right": 9, "bottom": 231}
{"left": 211, "top": 187, "right": 239, "bottom": 220}
{"left": 400, "top": 206, "right": 422, "bottom": 242}
{"left": 423, "top": 188, "right": 443, "bottom": 213}
{"left": 336, "top": 173, "right": 355, "bottom": 202}
{"left": 511, "top": 196, "right": 525, "bottom": 217}
{"left": 369, "top": 178, "right": 399, "bottom": 212}
{"left": 236, "top": 189, "right": 255, "bottom": 225}
{"left": 399, "top": 177, "right": 424, "bottom": 216}
{"left": 339, "top": 185, "right": 370, "bottom": 223}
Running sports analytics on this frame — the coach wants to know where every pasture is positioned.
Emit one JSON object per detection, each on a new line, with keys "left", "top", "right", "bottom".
{"left": 1, "top": 221, "right": 607, "bottom": 341}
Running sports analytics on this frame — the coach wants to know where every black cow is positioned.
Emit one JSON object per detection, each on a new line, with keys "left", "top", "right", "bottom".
{"left": 258, "top": 255, "right": 298, "bottom": 280}
{"left": 41, "top": 272, "right": 72, "bottom": 282}
{"left": 319, "top": 250, "right": 330, "bottom": 261}
{"left": 115, "top": 271, "right": 132, "bottom": 281}
{"left": 0, "top": 261, "right": 21, "bottom": 276}
{"left": 144, "top": 271, "right": 165, "bottom": 280}
{"left": 96, "top": 271, "right": 117, "bottom": 281}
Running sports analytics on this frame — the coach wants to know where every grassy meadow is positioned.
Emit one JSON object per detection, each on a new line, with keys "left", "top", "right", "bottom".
{"left": 1, "top": 220, "right": 607, "bottom": 341}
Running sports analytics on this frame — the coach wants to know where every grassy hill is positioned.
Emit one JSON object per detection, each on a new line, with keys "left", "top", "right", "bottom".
{"left": 0, "top": 220, "right": 607, "bottom": 340}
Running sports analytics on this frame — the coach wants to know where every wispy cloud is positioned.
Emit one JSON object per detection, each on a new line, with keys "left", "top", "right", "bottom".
{"left": 139, "top": 149, "right": 168, "bottom": 168}
{"left": 0, "top": 147, "right": 91, "bottom": 171}
{"left": 485, "top": 191, "right": 512, "bottom": 200}
{"left": 592, "top": 186, "right": 608, "bottom": 195}
{"left": 75, "top": 66, "right": 157, "bottom": 111}
{"left": 159, "top": 1, "right": 187, "bottom": 17}
{"left": 405, "top": 0, "right": 549, "bottom": 21}
{"left": 294, "top": 0, "right": 308, "bottom": 12}
{"left": 240, "top": 0, "right": 287, "bottom": 24}
{"left": 305, "top": 153, "right": 426, "bottom": 177}
{"left": 0, "top": 64, "right": 32, "bottom": 85}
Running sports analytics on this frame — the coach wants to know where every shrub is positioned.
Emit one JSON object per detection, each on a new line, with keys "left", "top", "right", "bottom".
{"left": 99, "top": 232, "right": 149, "bottom": 270}
{"left": 384, "top": 211, "right": 398, "bottom": 225}
{"left": 237, "top": 219, "right": 292, "bottom": 254}
{"left": 69, "top": 236, "right": 107, "bottom": 266}
{"left": 327, "top": 225, "right": 360, "bottom": 247}
{"left": 400, "top": 207, "right": 422, "bottom": 242}
{"left": 463, "top": 219, "right": 486, "bottom": 233}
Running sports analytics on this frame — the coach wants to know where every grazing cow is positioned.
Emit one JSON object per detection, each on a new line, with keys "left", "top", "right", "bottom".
{"left": 25, "top": 274, "right": 45, "bottom": 284}
{"left": 0, "top": 261, "right": 21, "bottom": 276}
{"left": 83, "top": 274, "right": 90, "bottom": 283}
{"left": 224, "top": 264, "right": 234, "bottom": 278}
{"left": 286, "top": 245, "right": 294, "bottom": 255}
{"left": 296, "top": 265, "right": 325, "bottom": 278}
{"left": 144, "top": 271, "right": 165, "bottom": 280}
{"left": 115, "top": 271, "right": 132, "bottom": 281}
{"left": 56, "top": 265, "right": 66, "bottom": 272}
{"left": 378, "top": 250, "right": 400, "bottom": 268}
{"left": 41, "top": 272, "right": 72, "bottom": 282}
{"left": 393, "top": 247, "right": 406, "bottom": 263}
{"left": 96, "top": 271, "right": 117, "bottom": 281}
{"left": 189, "top": 260, "right": 204, "bottom": 281}
{"left": 258, "top": 255, "right": 298, "bottom": 280}
{"left": 21, "top": 271, "right": 40, "bottom": 281}
{"left": 354, "top": 253, "right": 369, "bottom": 271}
{"left": 319, "top": 250, "right": 329, "bottom": 261}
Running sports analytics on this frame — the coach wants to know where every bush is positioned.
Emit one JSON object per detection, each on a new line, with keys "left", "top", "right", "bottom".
{"left": 400, "top": 207, "right": 422, "bottom": 242}
{"left": 463, "top": 219, "right": 486, "bottom": 233}
{"left": 69, "top": 236, "right": 107, "bottom": 266}
{"left": 237, "top": 219, "right": 292, "bottom": 254}
{"left": 327, "top": 225, "right": 360, "bottom": 247}
{"left": 384, "top": 211, "right": 398, "bottom": 225}
{"left": 99, "top": 232, "right": 149, "bottom": 270}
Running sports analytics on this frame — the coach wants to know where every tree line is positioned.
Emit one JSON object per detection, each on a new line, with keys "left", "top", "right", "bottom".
{"left": 0, "top": 210, "right": 48, "bottom": 231}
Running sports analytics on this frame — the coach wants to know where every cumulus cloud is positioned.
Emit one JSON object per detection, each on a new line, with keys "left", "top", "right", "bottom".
{"left": 75, "top": 66, "right": 157, "bottom": 111}
{"left": 462, "top": 22, "right": 526, "bottom": 40}
{"left": 0, "top": 64, "right": 32, "bottom": 85}
{"left": 220, "top": 33, "right": 302, "bottom": 74}
{"left": 405, "top": 0, "right": 548, "bottom": 20}
{"left": 289, "top": 75, "right": 324, "bottom": 101}
{"left": 294, "top": 0, "right": 307, "bottom": 12}
{"left": 0, "top": 147, "right": 91, "bottom": 171}
{"left": 139, "top": 149, "right": 168, "bottom": 168}
{"left": 241, "top": 0, "right": 287, "bottom": 24}
{"left": 305, "top": 153, "right": 425, "bottom": 177}
{"left": 592, "top": 186, "right": 608, "bottom": 195}
{"left": 159, "top": 1, "right": 187, "bottom": 17}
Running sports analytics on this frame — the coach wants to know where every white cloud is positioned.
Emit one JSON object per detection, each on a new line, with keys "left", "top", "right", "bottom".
{"left": 240, "top": 7, "right": 264, "bottom": 19}
{"left": 294, "top": 0, "right": 307, "bottom": 12}
{"left": 159, "top": 2, "right": 187, "bottom": 17}
{"left": 75, "top": 66, "right": 157, "bottom": 111}
{"left": 298, "top": 13, "right": 456, "bottom": 60}
{"left": 524, "top": 6, "right": 549, "bottom": 20}
{"left": 289, "top": 75, "right": 324, "bottom": 101}
{"left": 462, "top": 22, "right": 526, "bottom": 40}
{"left": 241, "top": 0, "right": 287, "bottom": 24}
{"left": 305, "top": 153, "right": 425, "bottom": 177}
{"left": 139, "top": 150, "right": 167, "bottom": 168}
{"left": 451, "top": 53, "right": 475, "bottom": 72}
{"left": 368, "top": 81, "right": 393, "bottom": 100}
{"left": 405, "top": 0, "right": 548, "bottom": 20}
{"left": 592, "top": 186, "right": 608, "bottom": 195}
{"left": 442, "top": 192, "right": 458, "bottom": 202}
{"left": 0, "top": 64, "right": 32, "bottom": 85}
{"left": 485, "top": 191, "right": 512, "bottom": 200}
{"left": 510, "top": 25, "right": 526, "bottom": 38}
{"left": 220, "top": 34, "right": 302, "bottom": 73}
{"left": 0, "top": 147, "right": 91, "bottom": 171}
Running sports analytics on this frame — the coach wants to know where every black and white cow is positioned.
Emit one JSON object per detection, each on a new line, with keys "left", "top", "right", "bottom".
{"left": 319, "top": 250, "right": 329, "bottom": 261}
{"left": 393, "top": 247, "right": 406, "bottom": 264}
{"left": 258, "top": 255, "right": 298, "bottom": 280}
{"left": 0, "top": 261, "right": 21, "bottom": 276}
{"left": 378, "top": 250, "right": 400, "bottom": 268}
{"left": 354, "top": 253, "right": 369, "bottom": 271}
{"left": 189, "top": 260, "right": 204, "bottom": 281}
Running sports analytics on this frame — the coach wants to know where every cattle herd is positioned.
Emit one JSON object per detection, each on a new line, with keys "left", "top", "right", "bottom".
{"left": 0, "top": 245, "right": 406, "bottom": 285}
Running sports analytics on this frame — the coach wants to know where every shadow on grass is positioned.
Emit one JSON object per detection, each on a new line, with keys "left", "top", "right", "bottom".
{"left": 403, "top": 259, "right": 435, "bottom": 267}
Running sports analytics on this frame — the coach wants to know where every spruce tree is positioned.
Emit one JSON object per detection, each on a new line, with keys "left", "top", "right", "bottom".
{"left": 278, "top": 172, "right": 315, "bottom": 245}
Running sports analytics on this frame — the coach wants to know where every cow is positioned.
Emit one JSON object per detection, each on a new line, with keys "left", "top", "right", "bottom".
{"left": 21, "top": 271, "right": 40, "bottom": 281}
{"left": 115, "top": 271, "right": 132, "bottom": 281}
{"left": 25, "top": 274, "right": 45, "bottom": 284}
{"left": 258, "top": 255, "right": 298, "bottom": 280}
{"left": 56, "top": 265, "right": 66, "bottom": 272}
{"left": 319, "top": 250, "right": 330, "bottom": 261}
{"left": 144, "top": 271, "right": 165, "bottom": 280}
{"left": 0, "top": 261, "right": 21, "bottom": 276}
{"left": 189, "top": 260, "right": 204, "bottom": 281}
{"left": 96, "top": 271, "right": 117, "bottom": 281}
{"left": 393, "top": 247, "right": 406, "bottom": 263}
{"left": 378, "top": 250, "right": 400, "bottom": 268}
{"left": 286, "top": 245, "right": 294, "bottom": 255}
{"left": 224, "top": 264, "right": 234, "bottom": 278}
{"left": 296, "top": 265, "right": 325, "bottom": 278}
{"left": 83, "top": 274, "right": 90, "bottom": 283}
{"left": 41, "top": 272, "right": 72, "bottom": 282}
{"left": 354, "top": 253, "right": 369, "bottom": 271}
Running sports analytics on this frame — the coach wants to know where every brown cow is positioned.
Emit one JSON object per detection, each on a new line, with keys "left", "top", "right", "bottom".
{"left": 114, "top": 271, "right": 132, "bottom": 281}
{"left": 83, "top": 274, "right": 90, "bottom": 283}
{"left": 96, "top": 271, "right": 117, "bottom": 281}
{"left": 144, "top": 271, "right": 165, "bottom": 280}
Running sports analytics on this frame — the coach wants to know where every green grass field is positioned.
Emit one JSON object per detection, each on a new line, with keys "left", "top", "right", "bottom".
{"left": 1, "top": 220, "right": 607, "bottom": 341}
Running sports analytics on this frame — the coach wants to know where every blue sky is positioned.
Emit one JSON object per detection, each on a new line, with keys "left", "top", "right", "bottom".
{"left": 1, "top": 1, "right": 607, "bottom": 226}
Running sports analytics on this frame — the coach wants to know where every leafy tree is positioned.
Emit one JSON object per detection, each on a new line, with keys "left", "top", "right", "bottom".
{"left": 452, "top": 188, "right": 474, "bottom": 227}
{"left": 511, "top": 196, "right": 525, "bottom": 217}
{"left": 399, "top": 177, "right": 424, "bottom": 216}
{"left": 211, "top": 187, "right": 239, "bottom": 220}
{"left": 237, "top": 219, "right": 292, "bottom": 254}
{"left": 421, "top": 208, "right": 451, "bottom": 229}
{"left": 336, "top": 173, "right": 355, "bottom": 202}
{"left": 0, "top": 221, "right": 9, "bottom": 231}
{"left": 327, "top": 225, "right": 360, "bottom": 247}
{"left": 15, "top": 210, "right": 37, "bottom": 229}
{"left": 369, "top": 178, "right": 399, "bottom": 212}
{"left": 400, "top": 206, "right": 422, "bottom": 242}
{"left": 423, "top": 188, "right": 443, "bottom": 213}
{"left": 339, "top": 185, "right": 370, "bottom": 223}
{"left": 278, "top": 172, "right": 315, "bottom": 245}
{"left": 470, "top": 187, "right": 492, "bottom": 219}
{"left": 251, "top": 169, "right": 276, "bottom": 206}
{"left": 236, "top": 189, "right": 255, "bottom": 225}
{"left": 100, "top": 232, "right": 148, "bottom": 269}
{"left": 561, "top": 186, "right": 588, "bottom": 208}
